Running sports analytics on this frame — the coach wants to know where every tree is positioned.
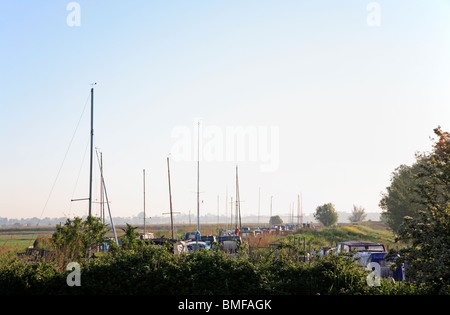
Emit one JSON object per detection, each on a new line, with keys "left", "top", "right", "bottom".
{"left": 314, "top": 203, "right": 338, "bottom": 227}
{"left": 119, "top": 223, "right": 143, "bottom": 250}
{"left": 414, "top": 127, "right": 450, "bottom": 208}
{"left": 394, "top": 127, "right": 450, "bottom": 294}
{"left": 269, "top": 215, "right": 283, "bottom": 226}
{"left": 348, "top": 205, "right": 367, "bottom": 223}
{"left": 379, "top": 164, "right": 424, "bottom": 232}
{"left": 395, "top": 206, "right": 450, "bottom": 293}
{"left": 51, "top": 216, "right": 107, "bottom": 262}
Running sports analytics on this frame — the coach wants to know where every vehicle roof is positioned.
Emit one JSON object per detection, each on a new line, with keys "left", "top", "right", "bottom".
{"left": 186, "top": 241, "right": 207, "bottom": 244}
{"left": 339, "top": 240, "right": 384, "bottom": 246}
{"left": 217, "top": 235, "right": 242, "bottom": 242}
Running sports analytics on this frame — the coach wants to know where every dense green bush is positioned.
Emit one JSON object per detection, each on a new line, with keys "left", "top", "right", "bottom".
{"left": 0, "top": 245, "right": 435, "bottom": 295}
{"left": 0, "top": 259, "right": 64, "bottom": 294}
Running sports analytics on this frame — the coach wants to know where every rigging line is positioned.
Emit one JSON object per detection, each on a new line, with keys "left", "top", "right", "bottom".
{"left": 35, "top": 92, "right": 91, "bottom": 227}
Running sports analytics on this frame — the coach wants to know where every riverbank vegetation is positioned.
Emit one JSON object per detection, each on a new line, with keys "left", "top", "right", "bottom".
{"left": 0, "top": 219, "right": 441, "bottom": 295}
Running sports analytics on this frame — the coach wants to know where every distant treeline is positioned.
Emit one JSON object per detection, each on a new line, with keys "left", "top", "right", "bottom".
{"left": 0, "top": 212, "right": 381, "bottom": 227}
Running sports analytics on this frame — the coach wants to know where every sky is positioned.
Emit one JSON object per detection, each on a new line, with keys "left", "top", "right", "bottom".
{"left": 1, "top": 1, "right": 450, "bottom": 222}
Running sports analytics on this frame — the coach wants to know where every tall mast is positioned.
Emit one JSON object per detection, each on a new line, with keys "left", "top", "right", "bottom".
{"left": 231, "top": 196, "right": 233, "bottom": 227}
{"left": 291, "top": 202, "right": 294, "bottom": 224}
{"left": 94, "top": 149, "right": 118, "bottom": 245}
{"left": 143, "top": 169, "right": 146, "bottom": 234}
{"left": 100, "top": 151, "right": 104, "bottom": 223}
{"left": 298, "top": 193, "right": 302, "bottom": 226}
{"left": 236, "top": 165, "right": 241, "bottom": 229}
{"left": 196, "top": 121, "right": 200, "bottom": 237}
{"left": 270, "top": 195, "right": 273, "bottom": 218}
{"left": 258, "top": 187, "right": 261, "bottom": 226}
{"left": 235, "top": 166, "right": 238, "bottom": 227}
{"left": 167, "top": 157, "right": 174, "bottom": 239}
{"left": 88, "top": 87, "right": 94, "bottom": 218}
{"left": 225, "top": 187, "right": 228, "bottom": 230}
{"left": 102, "top": 178, "right": 118, "bottom": 245}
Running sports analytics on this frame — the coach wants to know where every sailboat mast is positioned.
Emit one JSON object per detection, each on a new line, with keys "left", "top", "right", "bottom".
{"left": 258, "top": 187, "right": 261, "bottom": 226}
{"left": 167, "top": 157, "right": 174, "bottom": 239}
{"left": 100, "top": 151, "right": 104, "bottom": 223}
{"left": 225, "top": 187, "right": 228, "bottom": 230}
{"left": 196, "top": 121, "right": 200, "bottom": 236}
{"left": 217, "top": 195, "right": 219, "bottom": 229}
{"left": 88, "top": 87, "right": 94, "bottom": 218}
{"left": 299, "top": 193, "right": 302, "bottom": 226}
{"left": 270, "top": 195, "right": 273, "bottom": 218}
{"left": 143, "top": 169, "right": 146, "bottom": 234}
{"left": 236, "top": 165, "right": 241, "bottom": 229}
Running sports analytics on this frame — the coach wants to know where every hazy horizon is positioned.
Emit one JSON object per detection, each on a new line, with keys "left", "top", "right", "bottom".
{"left": 0, "top": 210, "right": 382, "bottom": 227}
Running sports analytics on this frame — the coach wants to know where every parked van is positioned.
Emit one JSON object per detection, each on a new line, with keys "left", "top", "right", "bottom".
{"left": 337, "top": 241, "right": 386, "bottom": 266}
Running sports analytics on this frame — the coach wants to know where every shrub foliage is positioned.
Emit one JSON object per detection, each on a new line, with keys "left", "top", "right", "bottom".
{"left": 0, "top": 243, "right": 434, "bottom": 295}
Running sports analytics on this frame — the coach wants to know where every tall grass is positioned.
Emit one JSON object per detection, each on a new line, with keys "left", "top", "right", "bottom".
{"left": 290, "top": 223, "right": 397, "bottom": 249}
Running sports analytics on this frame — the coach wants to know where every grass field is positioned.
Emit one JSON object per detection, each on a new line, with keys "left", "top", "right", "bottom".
{"left": 0, "top": 220, "right": 396, "bottom": 254}
{"left": 0, "top": 226, "right": 56, "bottom": 251}
{"left": 0, "top": 224, "right": 219, "bottom": 252}
{"left": 301, "top": 221, "right": 398, "bottom": 250}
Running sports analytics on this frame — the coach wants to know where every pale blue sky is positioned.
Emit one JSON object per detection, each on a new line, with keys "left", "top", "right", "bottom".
{"left": 1, "top": 1, "right": 450, "bottom": 221}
